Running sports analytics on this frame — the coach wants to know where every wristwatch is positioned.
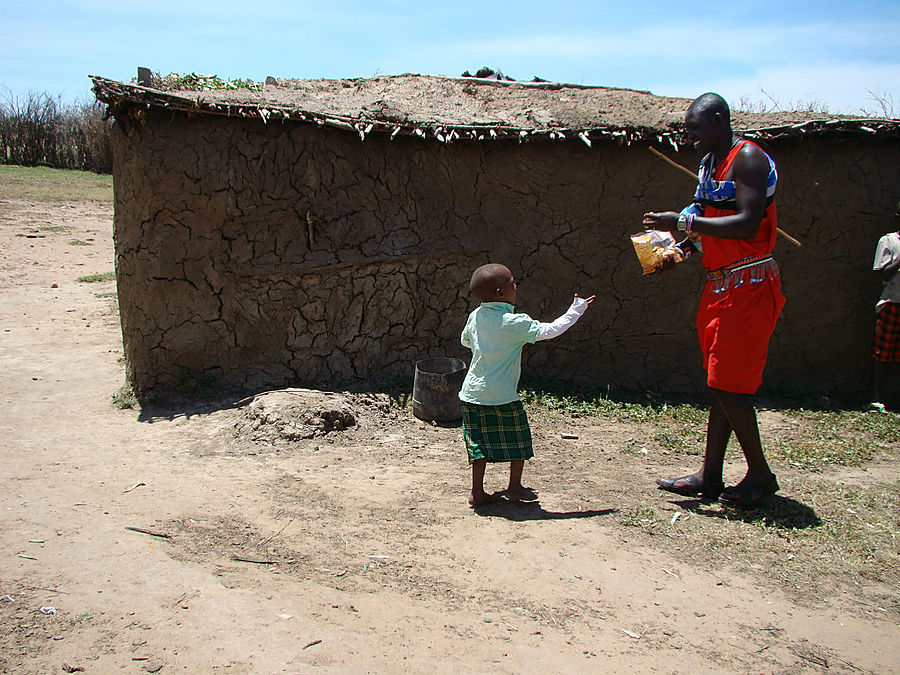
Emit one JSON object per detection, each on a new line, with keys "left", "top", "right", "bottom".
{"left": 677, "top": 213, "right": 688, "bottom": 231}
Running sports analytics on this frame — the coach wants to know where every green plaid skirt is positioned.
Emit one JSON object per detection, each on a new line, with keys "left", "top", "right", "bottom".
{"left": 461, "top": 400, "right": 534, "bottom": 463}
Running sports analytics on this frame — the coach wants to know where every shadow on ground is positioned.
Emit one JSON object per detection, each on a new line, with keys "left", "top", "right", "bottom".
{"left": 474, "top": 500, "right": 617, "bottom": 522}
{"left": 136, "top": 394, "right": 250, "bottom": 423}
{"left": 671, "top": 495, "right": 821, "bottom": 529}
{"left": 134, "top": 382, "right": 416, "bottom": 424}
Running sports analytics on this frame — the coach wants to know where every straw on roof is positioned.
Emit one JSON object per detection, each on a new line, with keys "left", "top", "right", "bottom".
{"left": 91, "top": 73, "right": 899, "bottom": 147}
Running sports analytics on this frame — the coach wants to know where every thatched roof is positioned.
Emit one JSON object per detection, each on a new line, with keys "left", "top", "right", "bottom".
{"left": 91, "top": 73, "right": 899, "bottom": 147}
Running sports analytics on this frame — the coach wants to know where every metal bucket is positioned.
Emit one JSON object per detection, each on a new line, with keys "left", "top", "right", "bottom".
{"left": 412, "top": 357, "right": 467, "bottom": 422}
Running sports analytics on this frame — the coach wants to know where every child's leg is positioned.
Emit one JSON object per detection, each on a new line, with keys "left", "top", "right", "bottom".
{"left": 469, "top": 458, "right": 498, "bottom": 506}
{"left": 505, "top": 460, "right": 537, "bottom": 501}
{"left": 872, "top": 358, "right": 885, "bottom": 404}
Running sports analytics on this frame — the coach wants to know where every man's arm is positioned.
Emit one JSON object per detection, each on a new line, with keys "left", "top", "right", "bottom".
{"left": 708, "top": 143, "right": 769, "bottom": 238}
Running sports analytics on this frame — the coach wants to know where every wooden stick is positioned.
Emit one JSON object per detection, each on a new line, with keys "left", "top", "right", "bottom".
{"left": 125, "top": 526, "right": 171, "bottom": 539}
{"left": 649, "top": 146, "right": 802, "bottom": 247}
{"left": 231, "top": 555, "right": 277, "bottom": 564}
{"left": 650, "top": 146, "right": 696, "bottom": 180}
{"left": 25, "top": 585, "right": 69, "bottom": 594}
{"left": 773, "top": 227, "right": 803, "bottom": 247}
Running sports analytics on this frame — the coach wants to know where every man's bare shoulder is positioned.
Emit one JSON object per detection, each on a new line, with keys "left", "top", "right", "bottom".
{"left": 733, "top": 141, "right": 770, "bottom": 182}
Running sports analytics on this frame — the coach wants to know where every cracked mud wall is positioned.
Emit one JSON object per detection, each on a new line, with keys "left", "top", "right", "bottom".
{"left": 764, "top": 136, "right": 900, "bottom": 396}
{"left": 111, "top": 111, "right": 899, "bottom": 396}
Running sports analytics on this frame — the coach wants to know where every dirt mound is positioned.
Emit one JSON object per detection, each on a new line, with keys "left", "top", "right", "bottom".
{"left": 233, "top": 389, "right": 397, "bottom": 443}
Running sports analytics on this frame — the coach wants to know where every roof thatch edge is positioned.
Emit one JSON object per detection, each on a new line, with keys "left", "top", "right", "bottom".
{"left": 90, "top": 75, "right": 900, "bottom": 149}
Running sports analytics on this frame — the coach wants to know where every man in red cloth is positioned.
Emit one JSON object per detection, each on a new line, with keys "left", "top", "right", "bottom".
{"left": 643, "top": 92, "right": 785, "bottom": 507}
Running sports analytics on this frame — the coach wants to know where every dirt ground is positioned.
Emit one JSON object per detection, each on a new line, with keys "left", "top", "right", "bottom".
{"left": 1, "top": 190, "right": 898, "bottom": 674}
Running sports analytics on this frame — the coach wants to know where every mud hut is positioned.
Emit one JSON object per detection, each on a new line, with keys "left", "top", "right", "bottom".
{"left": 91, "top": 73, "right": 900, "bottom": 398}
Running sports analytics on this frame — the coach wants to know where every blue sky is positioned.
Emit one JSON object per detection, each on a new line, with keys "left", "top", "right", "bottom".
{"left": 1, "top": 0, "right": 898, "bottom": 115}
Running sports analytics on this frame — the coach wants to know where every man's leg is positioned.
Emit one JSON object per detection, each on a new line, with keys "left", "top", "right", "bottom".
{"left": 699, "top": 394, "right": 732, "bottom": 485}
{"left": 656, "top": 395, "right": 728, "bottom": 497}
{"left": 713, "top": 388, "right": 779, "bottom": 504}
{"left": 712, "top": 388, "right": 773, "bottom": 481}
{"left": 872, "top": 358, "right": 885, "bottom": 407}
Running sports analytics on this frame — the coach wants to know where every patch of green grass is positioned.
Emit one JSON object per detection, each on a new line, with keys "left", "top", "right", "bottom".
{"left": 39, "top": 224, "right": 71, "bottom": 232}
{"left": 111, "top": 385, "right": 138, "bottom": 409}
{"left": 148, "top": 72, "right": 262, "bottom": 92}
{"left": 68, "top": 238, "right": 93, "bottom": 246}
{"left": 768, "top": 409, "right": 900, "bottom": 471}
{"left": 621, "top": 506, "right": 661, "bottom": 534}
{"left": 521, "top": 385, "right": 708, "bottom": 426}
{"left": 523, "top": 384, "right": 899, "bottom": 470}
{"left": 722, "top": 480, "right": 899, "bottom": 591}
{"left": 619, "top": 438, "right": 648, "bottom": 455}
{"left": 523, "top": 387, "right": 709, "bottom": 457}
{"left": 77, "top": 271, "right": 115, "bottom": 283}
{"left": 0, "top": 165, "right": 112, "bottom": 202}
{"left": 654, "top": 426, "right": 705, "bottom": 455}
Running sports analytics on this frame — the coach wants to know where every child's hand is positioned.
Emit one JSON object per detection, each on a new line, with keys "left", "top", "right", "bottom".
{"left": 575, "top": 294, "right": 596, "bottom": 305}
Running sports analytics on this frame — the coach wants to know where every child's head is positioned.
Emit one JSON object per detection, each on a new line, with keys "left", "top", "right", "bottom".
{"left": 470, "top": 263, "right": 517, "bottom": 304}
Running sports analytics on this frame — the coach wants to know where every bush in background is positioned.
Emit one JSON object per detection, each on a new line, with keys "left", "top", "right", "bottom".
{"left": 0, "top": 89, "right": 112, "bottom": 173}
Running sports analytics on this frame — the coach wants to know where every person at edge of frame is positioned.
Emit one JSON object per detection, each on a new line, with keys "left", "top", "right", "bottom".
{"left": 869, "top": 201, "right": 900, "bottom": 412}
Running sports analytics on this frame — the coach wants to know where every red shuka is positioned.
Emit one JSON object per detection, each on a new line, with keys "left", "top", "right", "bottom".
{"left": 697, "top": 141, "right": 785, "bottom": 394}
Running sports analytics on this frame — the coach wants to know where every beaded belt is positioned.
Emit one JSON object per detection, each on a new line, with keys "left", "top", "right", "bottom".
{"left": 707, "top": 254, "right": 774, "bottom": 281}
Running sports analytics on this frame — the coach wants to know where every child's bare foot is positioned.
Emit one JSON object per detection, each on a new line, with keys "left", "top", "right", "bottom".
{"left": 469, "top": 490, "right": 501, "bottom": 507}
{"left": 504, "top": 486, "right": 538, "bottom": 502}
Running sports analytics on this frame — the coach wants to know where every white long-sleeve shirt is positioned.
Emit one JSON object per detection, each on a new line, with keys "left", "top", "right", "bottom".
{"left": 459, "top": 297, "right": 589, "bottom": 405}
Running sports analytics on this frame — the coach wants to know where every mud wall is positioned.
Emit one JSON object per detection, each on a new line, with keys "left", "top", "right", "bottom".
{"left": 111, "top": 110, "right": 900, "bottom": 396}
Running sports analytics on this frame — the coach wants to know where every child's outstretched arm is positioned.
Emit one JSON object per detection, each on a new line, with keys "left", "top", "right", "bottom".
{"left": 535, "top": 294, "right": 595, "bottom": 341}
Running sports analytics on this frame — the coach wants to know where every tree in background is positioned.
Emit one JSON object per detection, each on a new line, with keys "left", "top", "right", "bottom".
{"left": 0, "top": 89, "right": 112, "bottom": 173}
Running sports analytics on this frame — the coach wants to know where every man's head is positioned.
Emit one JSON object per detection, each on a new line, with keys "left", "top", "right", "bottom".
{"left": 470, "top": 263, "right": 517, "bottom": 303}
{"left": 685, "top": 92, "right": 732, "bottom": 156}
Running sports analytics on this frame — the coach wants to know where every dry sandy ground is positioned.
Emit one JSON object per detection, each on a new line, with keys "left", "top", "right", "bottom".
{"left": 1, "top": 195, "right": 898, "bottom": 674}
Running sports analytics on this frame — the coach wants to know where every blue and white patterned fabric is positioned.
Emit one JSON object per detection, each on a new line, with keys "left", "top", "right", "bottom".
{"left": 692, "top": 147, "right": 778, "bottom": 211}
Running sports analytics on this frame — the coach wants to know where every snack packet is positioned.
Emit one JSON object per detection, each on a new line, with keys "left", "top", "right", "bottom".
{"left": 630, "top": 229, "right": 676, "bottom": 275}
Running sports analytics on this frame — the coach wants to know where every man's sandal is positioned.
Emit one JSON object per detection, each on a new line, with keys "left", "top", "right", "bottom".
{"left": 656, "top": 474, "right": 724, "bottom": 500}
{"left": 718, "top": 474, "right": 779, "bottom": 507}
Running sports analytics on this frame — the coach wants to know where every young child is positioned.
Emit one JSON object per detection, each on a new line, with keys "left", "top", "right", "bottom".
{"left": 459, "top": 263, "right": 594, "bottom": 506}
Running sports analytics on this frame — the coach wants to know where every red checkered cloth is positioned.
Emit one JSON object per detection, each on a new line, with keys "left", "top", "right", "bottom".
{"left": 874, "top": 302, "right": 900, "bottom": 362}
